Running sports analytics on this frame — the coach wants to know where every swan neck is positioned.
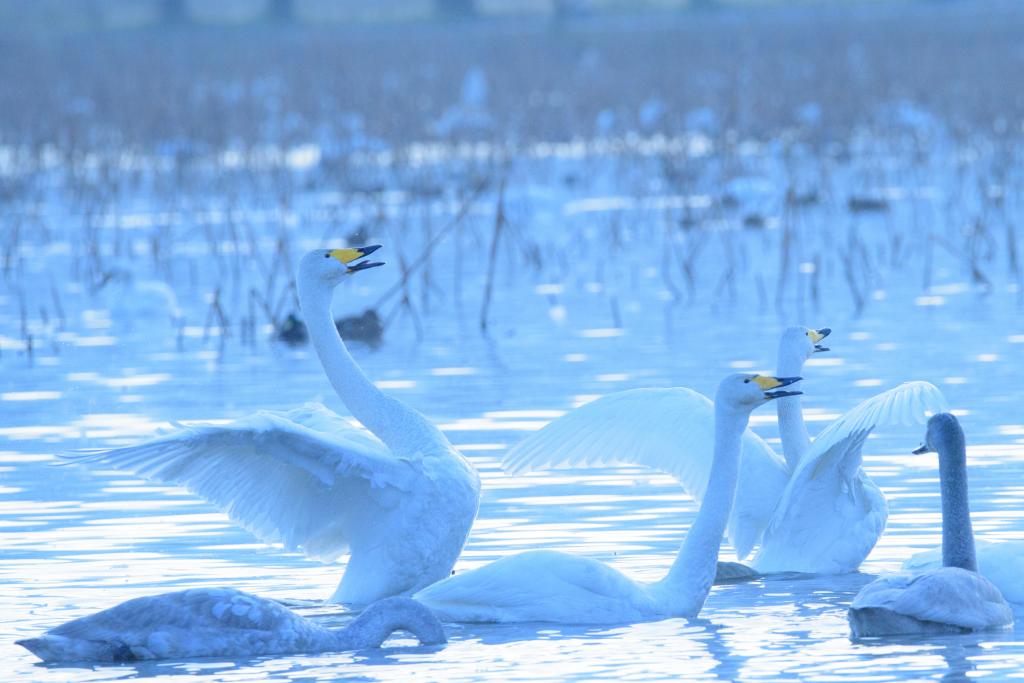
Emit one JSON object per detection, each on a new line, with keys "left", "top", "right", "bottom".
{"left": 297, "top": 276, "right": 391, "bottom": 442}
{"left": 776, "top": 351, "right": 809, "bottom": 470}
{"left": 658, "top": 402, "right": 746, "bottom": 613}
{"left": 937, "top": 430, "right": 977, "bottom": 571}
{"left": 333, "top": 598, "right": 445, "bottom": 649}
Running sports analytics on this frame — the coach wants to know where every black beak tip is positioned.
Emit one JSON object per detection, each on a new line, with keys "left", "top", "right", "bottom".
{"left": 348, "top": 260, "right": 385, "bottom": 273}
{"left": 360, "top": 244, "right": 383, "bottom": 256}
{"left": 912, "top": 444, "right": 931, "bottom": 455}
{"left": 766, "top": 389, "right": 803, "bottom": 400}
{"left": 818, "top": 327, "right": 832, "bottom": 338}
{"left": 815, "top": 345, "right": 831, "bottom": 353}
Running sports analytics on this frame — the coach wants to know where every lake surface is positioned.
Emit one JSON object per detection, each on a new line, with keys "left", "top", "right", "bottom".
{"left": 3, "top": 230, "right": 1024, "bottom": 681}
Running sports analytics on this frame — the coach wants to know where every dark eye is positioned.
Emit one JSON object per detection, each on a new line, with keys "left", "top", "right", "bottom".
{"left": 324, "top": 253, "right": 330, "bottom": 258}
{"left": 743, "top": 378, "right": 750, "bottom": 383}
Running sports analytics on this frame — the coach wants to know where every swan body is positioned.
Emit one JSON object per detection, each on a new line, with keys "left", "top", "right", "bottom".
{"left": 504, "top": 327, "right": 947, "bottom": 574}
{"left": 415, "top": 374, "right": 802, "bottom": 624}
{"left": 902, "top": 540, "right": 1024, "bottom": 605}
{"left": 69, "top": 248, "right": 481, "bottom": 604}
{"left": 848, "top": 413, "right": 1013, "bottom": 637}
{"left": 16, "top": 590, "right": 445, "bottom": 662}
{"left": 849, "top": 568, "right": 1012, "bottom": 636}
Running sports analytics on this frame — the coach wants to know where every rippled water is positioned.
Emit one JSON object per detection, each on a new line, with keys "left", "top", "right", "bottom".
{"left": 3, "top": 224, "right": 1024, "bottom": 680}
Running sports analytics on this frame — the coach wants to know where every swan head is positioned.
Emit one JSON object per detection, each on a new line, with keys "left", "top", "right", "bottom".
{"left": 717, "top": 373, "right": 803, "bottom": 412}
{"left": 299, "top": 246, "right": 384, "bottom": 286}
{"left": 912, "top": 412, "right": 964, "bottom": 455}
{"left": 779, "top": 326, "right": 831, "bottom": 366}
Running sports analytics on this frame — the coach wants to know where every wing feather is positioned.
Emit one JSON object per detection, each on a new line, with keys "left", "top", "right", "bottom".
{"left": 811, "top": 381, "right": 948, "bottom": 457}
{"left": 501, "top": 388, "right": 789, "bottom": 560}
{"left": 64, "top": 403, "right": 411, "bottom": 562}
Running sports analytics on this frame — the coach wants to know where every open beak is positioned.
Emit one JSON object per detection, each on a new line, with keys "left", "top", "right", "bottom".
{"left": 329, "top": 245, "right": 384, "bottom": 274}
{"left": 912, "top": 443, "right": 932, "bottom": 455}
{"left": 753, "top": 375, "right": 803, "bottom": 400}
{"left": 810, "top": 327, "right": 831, "bottom": 353}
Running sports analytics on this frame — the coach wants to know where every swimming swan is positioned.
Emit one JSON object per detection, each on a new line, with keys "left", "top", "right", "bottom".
{"left": 899, "top": 427, "right": 1024, "bottom": 605}
{"left": 503, "top": 326, "right": 947, "bottom": 574}
{"left": 69, "top": 248, "right": 481, "bottom": 604}
{"left": 17, "top": 590, "right": 446, "bottom": 662}
{"left": 848, "top": 413, "right": 1013, "bottom": 636}
{"left": 414, "top": 374, "right": 802, "bottom": 624}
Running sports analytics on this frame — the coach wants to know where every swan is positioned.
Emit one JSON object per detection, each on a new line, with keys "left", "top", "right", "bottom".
{"left": 68, "top": 247, "right": 481, "bottom": 604}
{"left": 413, "top": 374, "right": 802, "bottom": 624}
{"left": 848, "top": 413, "right": 1013, "bottom": 637}
{"left": 899, "top": 429, "right": 1024, "bottom": 605}
{"left": 503, "top": 326, "right": 947, "bottom": 574}
{"left": 901, "top": 541, "right": 1024, "bottom": 605}
{"left": 16, "top": 590, "right": 445, "bottom": 662}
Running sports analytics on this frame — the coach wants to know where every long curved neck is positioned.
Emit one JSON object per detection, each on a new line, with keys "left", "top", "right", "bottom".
{"left": 776, "top": 351, "right": 809, "bottom": 470}
{"left": 298, "top": 276, "right": 439, "bottom": 454}
{"left": 654, "top": 401, "right": 746, "bottom": 614}
{"left": 332, "top": 598, "right": 445, "bottom": 650}
{"left": 937, "top": 430, "right": 977, "bottom": 571}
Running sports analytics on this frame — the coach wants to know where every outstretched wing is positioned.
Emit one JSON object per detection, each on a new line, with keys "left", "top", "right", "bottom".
{"left": 810, "top": 381, "right": 948, "bottom": 457}
{"left": 501, "top": 388, "right": 790, "bottom": 560}
{"left": 752, "top": 382, "right": 946, "bottom": 574}
{"left": 65, "top": 403, "right": 413, "bottom": 562}
{"left": 752, "top": 429, "right": 886, "bottom": 573}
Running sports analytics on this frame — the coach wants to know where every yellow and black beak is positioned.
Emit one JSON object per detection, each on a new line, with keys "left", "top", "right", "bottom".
{"left": 809, "top": 327, "right": 831, "bottom": 353}
{"left": 329, "top": 245, "right": 384, "bottom": 274}
{"left": 752, "top": 375, "right": 803, "bottom": 400}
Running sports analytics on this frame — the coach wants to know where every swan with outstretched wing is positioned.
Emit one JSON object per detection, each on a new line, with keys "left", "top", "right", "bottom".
{"left": 69, "top": 248, "right": 481, "bottom": 604}
{"left": 504, "top": 327, "right": 947, "bottom": 574}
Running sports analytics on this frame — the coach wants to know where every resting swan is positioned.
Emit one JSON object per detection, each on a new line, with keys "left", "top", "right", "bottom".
{"left": 69, "top": 248, "right": 481, "bottom": 604}
{"left": 414, "top": 374, "right": 802, "bottom": 624}
{"left": 503, "top": 326, "right": 947, "bottom": 574}
{"left": 17, "top": 590, "right": 445, "bottom": 662}
{"left": 848, "top": 413, "right": 1013, "bottom": 637}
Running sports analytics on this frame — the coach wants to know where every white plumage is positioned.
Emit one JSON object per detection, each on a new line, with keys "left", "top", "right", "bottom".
{"left": 67, "top": 248, "right": 481, "bottom": 604}
{"left": 16, "top": 589, "right": 446, "bottom": 662}
{"left": 502, "top": 387, "right": 789, "bottom": 560}
{"left": 415, "top": 374, "right": 801, "bottom": 624}
{"left": 504, "top": 327, "right": 948, "bottom": 574}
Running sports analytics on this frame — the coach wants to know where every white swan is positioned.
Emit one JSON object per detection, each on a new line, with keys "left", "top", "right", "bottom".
{"left": 503, "top": 326, "right": 947, "bottom": 574}
{"left": 17, "top": 590, "right": 445, "bottom": 662}
{"left": 848, "top": 413, "right": 1013, "bottom": 637}
{"left": 414, "top": 374, "right": 802, "bottom": 624}
{"left": 69, "top": 247, "right": 481, "bottom": 604}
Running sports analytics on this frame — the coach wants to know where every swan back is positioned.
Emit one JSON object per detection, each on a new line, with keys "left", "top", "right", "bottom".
{"left": 16, "top": 588, "right": 335, "bottom": 662}
{"left": 849, "top": 567, "right": 1012, "bottom": 636}
{"left": 16, "top": 590, "right": 446, "bottom": 662}
{"left": 338, "top": 597, "right": 446, "bottom": 649}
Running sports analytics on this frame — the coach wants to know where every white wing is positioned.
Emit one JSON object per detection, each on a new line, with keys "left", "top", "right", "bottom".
{"left": 66, "top": 403, "right": 414, "bottom": 562}
{"left": 752, "top": 429, "right": 887, "bottom": 573}
{"left": 811, "top": 381, "right": 948, "bottom": 456}
{"left": 501, "top": 388, "right": 790, "bottom": 560}
{"left": 752, "top": 383, "right": 945, "bottom": 573}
